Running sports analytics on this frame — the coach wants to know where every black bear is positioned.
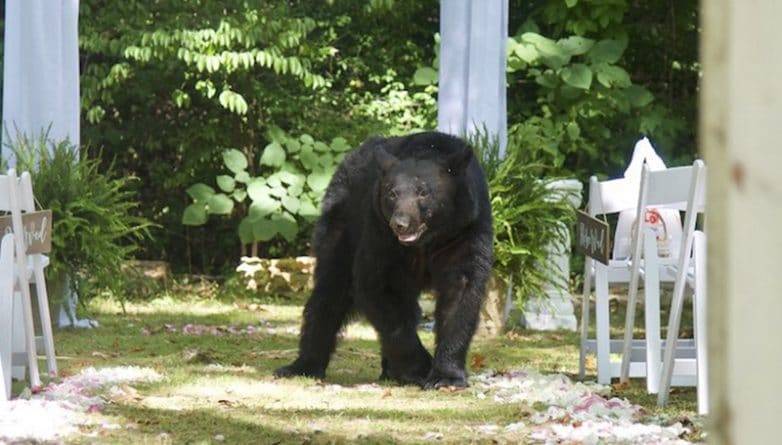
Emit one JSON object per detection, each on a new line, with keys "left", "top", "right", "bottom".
{"left": 274, "top": 131, "right": 493, "bottom": 389}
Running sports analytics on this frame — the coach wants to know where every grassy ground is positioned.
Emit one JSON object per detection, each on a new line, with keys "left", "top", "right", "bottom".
{"left": 30, "top": 286, "right": 698, "bottom": 444}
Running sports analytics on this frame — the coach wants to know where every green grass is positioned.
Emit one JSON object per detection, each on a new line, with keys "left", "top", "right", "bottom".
{"left": 35, "top": 288, "right": 698, "bottom": 444}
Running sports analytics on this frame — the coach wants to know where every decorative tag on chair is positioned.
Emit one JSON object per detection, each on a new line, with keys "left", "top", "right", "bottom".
{"left": 0, "top": 210, "right": 52, "bottom": 254}
{"left": 630, "top": 208, "right": 672, "bottom": 257}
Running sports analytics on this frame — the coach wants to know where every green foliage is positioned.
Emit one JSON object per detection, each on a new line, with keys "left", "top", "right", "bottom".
{"left": 505, "top": 0, "right": 698, "bottom": 177}
{"left": 472, "top": 132, "right": 575, "bottom": 304}
{"left": 4, "top": 130, "right": 152, "bottom": 303}
{"left": 182, "top": 129, "right": 348, "bottom": 245}
{"left": 74, "top": 0, "right": 697, "bottom": 274}
{"left": 78, "top": 0, "right": 439, "bottom": 272}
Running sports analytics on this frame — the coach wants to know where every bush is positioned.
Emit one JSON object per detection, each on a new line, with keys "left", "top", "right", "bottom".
{"left": 181, "top": 128, "right": 352, "bottom": 253}
{"left": 472, "top": 131, "right": 575, "bottom": 305}
{"left": 5, "top": 130, "right": 152, "bottom": 304}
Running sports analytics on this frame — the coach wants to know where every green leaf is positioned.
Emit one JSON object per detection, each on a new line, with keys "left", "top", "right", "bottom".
{"left": 588, "top": 39, "right": 625, "bottom": 64}
{"left": 535, "top": 71, "right": 559, "bottom": 89}
{"left": 561, "top": 64, "right": 593, "bottom": 90}
{"left": 238, "top": 217, "right": 254, "bottom": 244}
{"left": 625, "top": 85, "right": 654, "bottom": 107}
{"left": 558, "top": 36, "right": 594, "bottom": 56}
{"left": 218, "top": 90, "right": 248, "bottom": 114}
{"left": 248, "top": 195, "right": 280, "bottom": 219}
{"left": 282, "top": 195, "right": 300, "bottom": 213}
{"left": 285, "top": 138, "right": 301, "bottom": 153}
{"left": 260, "top": 141, "right": 286, "bottom": 167}
{"left": 565, "top": 0, "right": 578, "bottom": 7}
{"left": 413, "top": 67, "right": 438, "bottom": 85}
{"left": 278, "top": 170, "right": 304, "bottom": 186}
{"left": 270, "top": 212, "right": 298, "bottom": 242}
{"left": 216, "top": 175, "right": 236, "bottom": 193}
{"left": 235, "top": 171, "right": 252, "bottom": 184}
{"left": 266, "top": 175, "right": 282, "bottom": 189}
{"left": 252, "top": 218, "right": 277, "bottom": 241}
{"left": 307, "top": 170, "right": 331, "bottom": 192}
{"left": 232, "top": 189, "right": 247, "bottom": 202}
{"left": 186, "top": 183, "right": 215, "bottom": 202}
{"left": 299, "top": 149, "right": 320, "bottom": 170}
{"left": 300, "top": 134, "right": 315, "bottom": 145}
{"left": 267, "top": 125, "right": 286, "bottom": 143}
{"left": 313, "top": 141, "right": 330, "bottom": 152}
{"left": 522, "top": 33, "right": 567, "bottom": 58}
{"left": 330, "top": 137, "right": 351, "bottom": 152}
{"left": 207, "top": 193, "right": 234, "bottom": 215}
{"left": 299, "top": 197, "right": 319, "bottom": 220}
{"left": 594, "top": 64, "right": 631, "bottom": 88}
{"left": 319, "top": 153, "right": 335, "bottom": 168}
{"left": 566, "top": 121, "right": 581, "bottom": 140}
{"left": 223, "top": 149, "right": 248, "bottom": 174}
{"left": 247, "top": 180, "right": 270, "bottom": 202}
{"left": 182, "top": 203, "right": 207, "bottom": 225}
{"left": 269, "top": 185, "right": 287, "bottom": 198}
{"left": 513, "top": 42, "right": 539, "bottom": 63}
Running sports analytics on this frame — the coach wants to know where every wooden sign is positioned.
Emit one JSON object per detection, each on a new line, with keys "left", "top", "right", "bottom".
{"left": 575, "top": 210, "right": 610, "bottom": 265}
{"left": 0, "top": 210, "right": 52, "bottom": 254}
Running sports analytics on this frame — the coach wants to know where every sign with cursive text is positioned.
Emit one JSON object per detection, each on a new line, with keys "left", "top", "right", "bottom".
{"left": 0, "top": 210, "right": 52, "bottom": 254}
{"left": 575, "top": 210, "right": 610, "bottom": 265}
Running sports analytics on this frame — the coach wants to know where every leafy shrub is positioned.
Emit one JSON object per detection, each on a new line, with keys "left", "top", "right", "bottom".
{"left": 182, "top": 128, "right": 351, "bottom": 246}
{"left": 472, "top": 132, "right": 576, "bottom": 304}
{"left": 5, "top": 130, "right": 152, "bottom": 303}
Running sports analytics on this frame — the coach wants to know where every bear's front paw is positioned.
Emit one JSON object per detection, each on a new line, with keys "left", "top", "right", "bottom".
{"left": 273, "top": 361, "right": 325, "bottom": 379}
{"left": 422, "top": 370, "right": 468, "bottom": 390}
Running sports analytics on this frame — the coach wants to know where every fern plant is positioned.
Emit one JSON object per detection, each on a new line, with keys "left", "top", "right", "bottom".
{"left": 471, "top": 131, "right": 576, "bottom": 305}
{"left": 4, "top": 130, "right": 152, "bottom": 304}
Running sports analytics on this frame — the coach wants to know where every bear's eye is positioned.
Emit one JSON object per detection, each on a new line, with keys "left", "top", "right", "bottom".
{"left": 387, "top": 189, "right": 398, "bottom": 201}
{"left": 416, "top": 186, "right": 429, "bottom": 198}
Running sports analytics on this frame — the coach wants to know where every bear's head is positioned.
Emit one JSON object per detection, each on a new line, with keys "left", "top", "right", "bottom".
{"left": 375, "top": 146, "right": 474, "bottom": 246}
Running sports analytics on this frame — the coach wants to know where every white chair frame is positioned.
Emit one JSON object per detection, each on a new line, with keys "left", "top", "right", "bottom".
{"left": 0, "top": 169, "right": 58, "bottom": 389}
{"left": 579, "top": 175, "right": 642, "bottom": 384}
{"left": 619, "top": 160, "right": 707, "bottom": 414}
{"left": 0, "top": 233, "right": 15, "bottom": 400}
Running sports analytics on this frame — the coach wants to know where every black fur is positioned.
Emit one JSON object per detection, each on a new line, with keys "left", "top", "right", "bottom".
{"left": 274, "top": 131, "right": 493, "bottom": 389}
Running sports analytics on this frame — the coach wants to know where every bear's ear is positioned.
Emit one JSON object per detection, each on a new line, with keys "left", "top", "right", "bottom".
{"left": 375, "top": 148, "right": 399, "bottom": 172}
{"left": 445, "top": 148, "right": 473, "bottom": 175}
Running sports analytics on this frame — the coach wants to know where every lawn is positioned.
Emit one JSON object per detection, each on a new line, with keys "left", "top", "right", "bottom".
{"left": 8, "top": 285, "right": 703, "bottom": 444}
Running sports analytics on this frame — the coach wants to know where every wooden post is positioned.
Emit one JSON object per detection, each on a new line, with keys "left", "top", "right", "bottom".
{"left": 701, "top": 0, "right": 782, "bottom": 442}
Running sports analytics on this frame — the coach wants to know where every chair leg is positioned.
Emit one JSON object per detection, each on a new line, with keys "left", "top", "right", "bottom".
{"left": 658, "top": 269, "right": 690, "bottom": 407}
{"left": 0, "top": 294, "right": 11, "bottom": 399}
{"left": 579, "top": 257, "right": 593, "bottom": 380}
{"left": 32, "top": 259, "right": 57, "bottom": 376}
{"left": 595, "top": 262, "right": 611, "bottom": 384}
{"left": 18, "top": 284, "right": 41, "bottom": 388}
{"left": 692, "top": 232, "right": 709, "bottom": 415}
{"left": 643, "top": 229, "right": 662, "bottom": 394}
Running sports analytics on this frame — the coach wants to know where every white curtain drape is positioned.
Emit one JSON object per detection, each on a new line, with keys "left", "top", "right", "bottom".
{"left": 438, "top": 0, "right": 508, "bottom": 155}
{"left": 2, "top": 0, "right": 80, "bottom": 165}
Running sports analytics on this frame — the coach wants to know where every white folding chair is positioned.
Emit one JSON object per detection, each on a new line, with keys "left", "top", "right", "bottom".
{"left": 1, "top": 233, "right": 15, "bottom": 400}
{"left": 0, "top": 168, "right": 58, "bottom": 389}
{"left": 579, "top": 176, "right": 642, "bottom": 384}
{"left": 619, "top": 160, "right": 708, "bottom": 414}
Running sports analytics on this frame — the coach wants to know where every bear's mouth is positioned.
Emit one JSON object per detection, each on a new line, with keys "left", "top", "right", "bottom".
{"left": 395, "top": 224, "right": 427, "bottom": 245}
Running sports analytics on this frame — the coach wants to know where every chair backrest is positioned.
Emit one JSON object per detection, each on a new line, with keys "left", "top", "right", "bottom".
{"left": 633, "top": 160, "right": 707, "bottom": 263}
{"left": 644, "top": 160, "right": 707, "bottom": 212}
{"left": 587, "top": 176, "right": 639, "bottom": 216}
